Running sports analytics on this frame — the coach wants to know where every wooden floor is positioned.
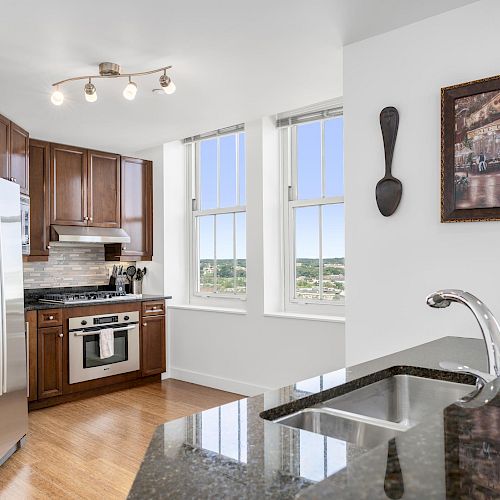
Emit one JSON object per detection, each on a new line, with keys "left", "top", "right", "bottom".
{"left": 0, "top": 380, "right": 241, "bottom": 499}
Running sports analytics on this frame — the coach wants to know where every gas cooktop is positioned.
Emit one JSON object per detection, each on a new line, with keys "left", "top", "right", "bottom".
{"left": 39, "top": 291, "right": 139, "bottom": 305}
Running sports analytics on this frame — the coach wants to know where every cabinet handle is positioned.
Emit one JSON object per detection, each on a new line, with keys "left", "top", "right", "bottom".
{"left": 59, "top": 333, "right": 63, "bottom": 338}
{"left": 142, "top": 322, "right": 147, "bottom": 327}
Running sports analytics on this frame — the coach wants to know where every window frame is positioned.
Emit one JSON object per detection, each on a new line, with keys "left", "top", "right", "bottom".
{"left": 187, "top": 130, "right": 247, "bottom": 302}
{"left": 281, "top": 113, "right": 345, "bottom": 312}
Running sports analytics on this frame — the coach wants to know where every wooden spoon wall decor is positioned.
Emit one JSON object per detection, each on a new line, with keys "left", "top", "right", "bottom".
{"left": 376, "top": 106, "right": 402, "bottom": 216}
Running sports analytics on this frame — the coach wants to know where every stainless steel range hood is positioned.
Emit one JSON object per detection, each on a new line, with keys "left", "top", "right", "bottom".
{"left": 51, "top": 225, "right": 131, "bottom": 244}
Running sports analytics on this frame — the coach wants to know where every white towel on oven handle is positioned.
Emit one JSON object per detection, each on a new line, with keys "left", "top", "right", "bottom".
{"left": 99, "top": 328, "right": 115, "bottom": 359}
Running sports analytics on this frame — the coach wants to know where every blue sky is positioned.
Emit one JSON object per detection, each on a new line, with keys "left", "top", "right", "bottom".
{"left": 199, "top": 118, "right": 344, "bottom": 260}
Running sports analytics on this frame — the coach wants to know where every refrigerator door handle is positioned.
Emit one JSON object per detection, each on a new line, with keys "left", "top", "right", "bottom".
{"left": 25, "top": 322, "right": 29, "bottom": 398}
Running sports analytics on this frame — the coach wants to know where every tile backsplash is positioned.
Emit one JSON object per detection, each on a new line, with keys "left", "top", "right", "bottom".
{"left": 23, "top": 244, "right": 128, "bottom": 289}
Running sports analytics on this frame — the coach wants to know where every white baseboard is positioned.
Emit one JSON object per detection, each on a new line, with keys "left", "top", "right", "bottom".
{"left": 168, "top": 367, "right": 273, "bottom": 397}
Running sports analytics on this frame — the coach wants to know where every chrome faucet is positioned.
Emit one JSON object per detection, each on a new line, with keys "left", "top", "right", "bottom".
{"left": 426, "top": 289, "right": 500, "bottom": 385}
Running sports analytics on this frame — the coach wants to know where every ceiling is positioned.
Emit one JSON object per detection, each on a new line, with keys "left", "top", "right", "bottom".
{"left": 0, "top": 0, "right": 478, "bottom": 153}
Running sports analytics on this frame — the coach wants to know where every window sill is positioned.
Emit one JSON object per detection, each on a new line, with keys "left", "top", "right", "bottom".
{"left": 168, "top": 304, "right": 248, "bottom": 315}
{"left": 263, "top": 312, "right": 345, "bottom": 323}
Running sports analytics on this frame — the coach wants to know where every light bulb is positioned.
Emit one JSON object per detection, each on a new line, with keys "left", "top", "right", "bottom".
{"left": 123, "top": 81, "right": 138, "bottom": 100}
{"left": 159, "top": 74, "right": 176, "bottom": 94}
{"left": 51, "top": 88, "right": 64, "bottom": 106}
{"left": 84, "top": 82, "right": 97, "bottom": 102}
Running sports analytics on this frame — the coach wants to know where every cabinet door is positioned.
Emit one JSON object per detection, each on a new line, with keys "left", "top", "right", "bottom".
{"left": 28, "top": 140, "right": 50, "bottom": 258}
{"left": 141, "top": 315, "right": 166, "bottom": 377}
{"left": 26, "top": 311, "right": 37, "bottom": 402}
{"left": 0, "top": 114, "right": 10, "bottom": 181}
{"left": 10, "top": 122, "right": 29, "bottom": 194}
{"left": 120, "top": 157, "right": 153, "bottom": 259}
{"left": 37, "top": 326, "right": 64, "bottom": 399}
{"left": 50, "top": 144, "right": 88, "bottom": 226}
{"left": 88, "top": 150, "right": 121, "bottom": 228}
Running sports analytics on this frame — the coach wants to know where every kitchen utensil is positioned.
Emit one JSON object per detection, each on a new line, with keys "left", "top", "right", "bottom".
{"left": 136, "top": 269, "right": 143, "bottom": 281}
{"left": 126, "top": 265, "right": 136, "bottom": 281}
{"left": 376, "top": 107, "right": 402, "bottom": 217}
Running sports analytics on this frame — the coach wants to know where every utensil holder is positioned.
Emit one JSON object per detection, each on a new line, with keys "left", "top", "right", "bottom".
{"left": 132, "top": 280, "right": 142, "bottom": 295}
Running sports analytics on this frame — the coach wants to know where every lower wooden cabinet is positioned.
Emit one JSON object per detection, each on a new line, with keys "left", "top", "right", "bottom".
{"left": 141, "top": 315, "right": 166, "bottom": 377}
{"left": 37, "top": 326, "right": 64, "bottom": 399}
{"left": 25, "top": 310, "right": 38, "bottom": 402}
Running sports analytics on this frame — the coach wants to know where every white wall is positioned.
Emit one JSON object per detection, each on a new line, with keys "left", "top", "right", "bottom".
{"left": 154, "top": 118, "right": 345, "bottom": 395}
{"left": 344, "top": 0, "right": 500, "bottom": 366}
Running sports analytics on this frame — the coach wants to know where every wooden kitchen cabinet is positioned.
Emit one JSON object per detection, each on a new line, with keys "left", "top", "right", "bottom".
{"left": 10, "top": 122, "right": 29, "bottom": 195}
{"left": 50, "top": 143, "right": 88, "bottom": 226}
{"left": 0, "top": 114, "right": 10, "bottom": 181}
{"left": 141, "top": 314, "right": 166, "bottom": 377}
{"left": 88, "top": 150, "right": 121, "bottom": 228}
{"left": 25, "top": 311, "right": 38, "bottom": 402}
{"left": 0, "top": 113, "right": 29, "bottom": 194}
{"left": 28, "top": 140, "right": 51, "bottom": 260}
{"left": 105, "top": 157, "right": 152, "bottom": 261}
{"left": 37, "top": 326, "right": 64, "bottom": 399}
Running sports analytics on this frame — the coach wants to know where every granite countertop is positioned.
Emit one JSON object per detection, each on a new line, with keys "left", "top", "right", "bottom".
{"left": 24, "top": 286, "right": 172, "bottom": 310}
{"left": 128, "top": 337, "right": 500, "bottom": 499}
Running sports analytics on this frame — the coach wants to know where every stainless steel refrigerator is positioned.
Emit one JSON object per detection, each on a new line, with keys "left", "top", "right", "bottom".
{"left": 0, "top": 178, "right": 27, "bottom": 465}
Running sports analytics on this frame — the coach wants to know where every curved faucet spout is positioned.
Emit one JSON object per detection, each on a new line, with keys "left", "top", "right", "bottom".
{"left": 426, "top": 289, "right": 500, "bottom": 380}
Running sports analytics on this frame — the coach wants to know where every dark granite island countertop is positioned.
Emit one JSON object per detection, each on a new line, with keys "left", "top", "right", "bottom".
{"left": 129, "top": 337, "right": 500, "bottom": 499}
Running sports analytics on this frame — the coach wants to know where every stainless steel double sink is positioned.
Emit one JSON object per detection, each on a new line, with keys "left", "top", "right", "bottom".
{"left": 270, "top": 371, "right": 475, "bottom": 450}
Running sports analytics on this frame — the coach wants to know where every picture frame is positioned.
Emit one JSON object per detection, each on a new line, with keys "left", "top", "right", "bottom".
{"left": 442, "top": 74, "right": 500, "bottom": 222}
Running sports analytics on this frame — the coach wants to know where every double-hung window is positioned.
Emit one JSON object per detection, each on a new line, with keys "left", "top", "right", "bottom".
{"left": 186, "top": 125, "right": 246, "bottom": 298}
{"left": 280, "top": 104, "right": 344, "bottom": 307}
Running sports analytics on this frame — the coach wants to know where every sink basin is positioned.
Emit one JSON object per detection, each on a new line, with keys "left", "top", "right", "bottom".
{"left": 270, "top": 370, "right": 475, "bottom": 448}
{"left": 275, "top": 408, "right": 402, "bottom": 450}
{"left": 319, "top": 374, "right": 474, "bottom": 429}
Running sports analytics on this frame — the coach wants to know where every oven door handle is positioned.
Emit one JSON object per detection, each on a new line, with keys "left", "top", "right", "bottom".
{"left": 71, "top": 324, "right": 138, "bottom": 337}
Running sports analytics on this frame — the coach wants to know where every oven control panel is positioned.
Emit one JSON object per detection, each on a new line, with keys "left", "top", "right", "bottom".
{"left": 68, "top": 311, "right": 139, "bottom": 330}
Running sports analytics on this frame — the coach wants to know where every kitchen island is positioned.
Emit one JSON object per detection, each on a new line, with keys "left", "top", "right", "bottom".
{"left": 128, "top": 337, "right": 499, "bottom": 499}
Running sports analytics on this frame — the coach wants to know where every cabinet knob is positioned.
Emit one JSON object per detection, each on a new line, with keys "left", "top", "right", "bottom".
{"left": 48, "top": 315, "right": 54, "bottom": 320}
{"left": 89, "top": 217, "right": 93, "bottom": 222}
{"left": 142, "top": 322, "right": 147, "bottom": 327}
{"left": 47, "top": 245, "right": 51, "bottom": 250}
{"left": 84, "top": 216, "right": 89, "bottom": 221}
{"left": 13, "top": 178, "right": 17, "bottom": 183}
{"left": 122, "top": 246, "right": 127, "bottom": 250}
{"left": 59, "top": 333, "right": 63, "bottom": 338}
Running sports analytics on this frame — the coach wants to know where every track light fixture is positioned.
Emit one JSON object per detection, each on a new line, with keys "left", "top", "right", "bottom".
{"left": 50, "top": 62, "right": 175, "bottom": 105}
{"left": 84, "top": 80, "right": 97, "bottom": 102}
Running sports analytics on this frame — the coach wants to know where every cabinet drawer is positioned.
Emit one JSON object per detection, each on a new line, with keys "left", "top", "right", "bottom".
{"left": 38, "top": 309, "right": 63, "bottom": 327}
{"left": 142, "top": 300, "right": 165, "bottom": 316}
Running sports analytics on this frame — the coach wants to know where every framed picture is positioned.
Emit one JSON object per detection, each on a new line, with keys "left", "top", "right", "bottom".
{"left": 442, "top": 75, "right": 500, "bottom": 222}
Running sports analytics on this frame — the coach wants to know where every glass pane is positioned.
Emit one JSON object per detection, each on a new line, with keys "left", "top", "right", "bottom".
{"left": 322, "top": 204, "right": 345, "bottom": 301}
{"left": 220, "top": 135, "right": 237, "bottom": 208}
{"left": 295, "top": 206, "right": 320, "bottom": 300}
{"left": 239, "top": 133, "right": 246, "bottom": 205}
{"left": 200, "top": 139, "right": 218, "bottom": 209}
{"left": 324, "top": 117, "right": 344, "bottom": 197}
{"left": 198, "top": 215, "right": 214, "bottom": 293}
{"left": 326, "top": 438, "right": 347, "bottom": 476}
{"left": 297, "top": 121, "right": 322, "bottom": 200}
{"left": 216, "top": 214, "right": 234, "bottom": 293}
{"left": 235, "top": 212, "right": 246, "bottom": 295}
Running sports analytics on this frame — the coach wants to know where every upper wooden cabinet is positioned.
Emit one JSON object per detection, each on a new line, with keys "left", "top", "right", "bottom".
{"left": 10, "top": 123, "right": 29, "bottom": 195}
{"left": 28, "top": 140, "right": 51, "bottom": 260}
{"left": 88, "top": 150, "right": 121, "bottom": 228}
{"left": 50, "top": 143, "right": 88, "bottom": 226}
{"left": 105, "top": 157, "right": 152, "bottom": 261}
{"left": 0, "top": 113, "right": 29, "bottom": 194}
{"left": 49, "top": 144, "right": 121, "bottom": 228}
{"left": 0, "top": 114, "right": 10, "bottom": 181}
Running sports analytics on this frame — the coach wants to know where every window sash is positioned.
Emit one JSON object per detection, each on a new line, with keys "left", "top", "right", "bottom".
{"left": 189, "top": 130, "right": 246, "bottom": 299}
{"left": 283, "top": 114, "right": 344, "bottom": 306}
